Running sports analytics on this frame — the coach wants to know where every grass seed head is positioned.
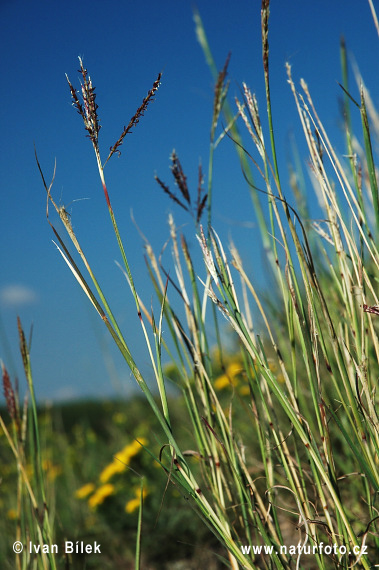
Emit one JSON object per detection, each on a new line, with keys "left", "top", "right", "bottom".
{"left": 2, "top": 364, "right": 17, "bottom": 421}
{"left": 66, "top": 57, "right": 101, "bottom": 147}
{"left": 106, "top": 72, "right": 162, "bottom": 163}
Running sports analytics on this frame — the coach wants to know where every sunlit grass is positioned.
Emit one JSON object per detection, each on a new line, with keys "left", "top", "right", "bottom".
{"left": 2, "top": 0, "right": 379, "bottom": 568}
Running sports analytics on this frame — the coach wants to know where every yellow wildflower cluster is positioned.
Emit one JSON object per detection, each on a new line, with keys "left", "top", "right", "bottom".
{"left": 214, "top": 361, "right": 244, "bottom": 391}
{"left": 75, "top": 483, "right": 96, "bottom": 499}
{"left": 214, "top": 356, "right": 284, "bottom": 394}
{"left": 98, "top": 459, "right": 125, "bottom": 484}
{"left": 100, "top": 438, "right": 148, "bottom": 484}
{"left": 125, "top": 486, "right": 149, "bottom": 514}
{"left": 88, "top": 484, "right": 115, "bottom": 509}
{"left": 74, "top": 437, "right": 148, "bottom": 511}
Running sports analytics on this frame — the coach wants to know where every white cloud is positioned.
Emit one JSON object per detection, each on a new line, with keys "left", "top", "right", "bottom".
{"left": 0, "top": 284, "right": 38, "bottom": 308}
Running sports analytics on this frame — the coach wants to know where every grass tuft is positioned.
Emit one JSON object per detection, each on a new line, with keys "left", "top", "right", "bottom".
{"left": 2, "top": 2, "right": 379, "bottom": 568}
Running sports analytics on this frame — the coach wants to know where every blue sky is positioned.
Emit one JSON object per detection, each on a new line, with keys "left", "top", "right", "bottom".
{"left": 1, "top": 0, "right": 378, "bottom": 402}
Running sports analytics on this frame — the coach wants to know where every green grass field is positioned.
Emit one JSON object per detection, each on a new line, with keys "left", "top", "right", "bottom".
{"left": 2, "top": 1, "right": 379, "bottom": 568}
{"left": 0, "top": 398, "right": 225, "bottom": 569}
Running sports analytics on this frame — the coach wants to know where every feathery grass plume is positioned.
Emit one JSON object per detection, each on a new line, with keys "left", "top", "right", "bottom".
{"left": 363, "top": 303, "right": 379, "bottom": 315}
{"left": 155, "top": 173, "right": 189, "bottom": 212}
{"left": 2, "top": 363, "right": 18, "bottom": 423}
{"left": 1, "top": 364, "right": 24, "bottom": 449}
{"left": 170, "top": 150, "right": 191, "bottom": 205}
{"left": 261, "top": 0, "right": 281, "bottom": 186}
{"left": 105, "top": 72, "right": 161, "bottom": 165}
{"left": 197, "top": 225, "right": 218, "bottom": 286}
{"left": 206, "top": 52, "right": 231, "bottom": 234}
{"left": 211, "top": 52, "right": 230, "bottom": 141}
{"left": 235, "top": 85, "right": 265, "bottom": 160}
{"left": 66, "top": 57, "right": 101, "bottom": 147}
{"left": 42, "top": 62, "right": 185, "bottom": 457}
{"left": 17, "top": 317, "right": 29, "bottom": 375}
{"left": 66, "top": 60, "right": 163, "bottom": 325}
{"left": 155, "top": 152, "right": 207, "bottom": 224}
{"left": 196, "top": 162, "right": 207, "bottom": 223}
{"left": 261, "top": 0, "right": 270, "bottom": 77}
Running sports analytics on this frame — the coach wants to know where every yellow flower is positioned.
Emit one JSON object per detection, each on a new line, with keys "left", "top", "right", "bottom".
{"left": 7, "top": 509, "right": 18, "bottom": 520}
{"left": 214, "top": 374, "right": 230, "bottom": 391}
{"left": 125, "top": 497, "right": 140, "bottom": 514}
{"left": 214, "top": 361, "right": 243, "bottom": 391}
{"left": 226, "top": 362, "right": 243, "bottom": 378}
{"left": 125, "top": 487, "right": 148, "bottom": 514}
{"left": 75, "top": 483, "right": 96, "bottom": 499}
{"left": 99, "top": 460, "right": 125, "bottom": 483}
{"left": 238, "top": 385, "right": 250, "bottom": 396}
{"left": 115, "top": 438, "right": 148, "bottom": 465}
{"left": 88, "top": 484, "right": 115, "bottom": 509}
{"left": 99, "top": 438, "right": 148, "bottom": 483}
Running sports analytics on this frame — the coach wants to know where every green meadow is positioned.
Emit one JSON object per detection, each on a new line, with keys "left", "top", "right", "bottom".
{"left": 2, "top": 2, "right": 379, "bottom": 568}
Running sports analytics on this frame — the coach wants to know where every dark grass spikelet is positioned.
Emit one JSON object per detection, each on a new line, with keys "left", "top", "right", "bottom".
{"left": 261, "top": 0, "right": 270, "bottom": 76}
{"left": 180, "top": 233, "right": 192, "bottom": 268}
{"left": 211, "top": 53, "right": 231, "bottom": 140}
{"left": 17, "top": 317, "right": 28, "bottom": 373}
{"left": 2, "top": 364, "right": 17, "bottom": 420}
{"left": 2, "top": 364, "right": 21, "bottom": 436}
{"left": 196, "top": 163, "right": 207, "bottom": 223}
{"left": 156, "top": 153, "right": 207, "bottom": 223}
{"left": 154, "top": 175, "right": 189, "bottom": 212}
{"left": 66, "top": 77, "right": 85, "bottom": 120}
{"left": 66, "top": 57, "right": 101, "bottom": 146}
{"left": 106, "top": 72, "right": 162, "bottom": 163}
{"left": 363, "top": 304, "right": 379, "bottom": 315}
{"left": 170, "top": 150, "right": 190, "bottom": 205}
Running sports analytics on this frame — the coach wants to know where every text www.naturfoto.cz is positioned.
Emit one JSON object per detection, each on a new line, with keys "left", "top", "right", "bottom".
{"left": 240, "top": 543, "right": 367, "bottom": 557}
{"left": 241, "top": 545, "right": 274, "bottom": 555}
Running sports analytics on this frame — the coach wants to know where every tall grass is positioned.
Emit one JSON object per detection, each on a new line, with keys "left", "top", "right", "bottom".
{"left": 1, "top": 319, "right": 57, "bottom": 570}
{"left": 3, "top": 0, "right": 379, "bottom": 567}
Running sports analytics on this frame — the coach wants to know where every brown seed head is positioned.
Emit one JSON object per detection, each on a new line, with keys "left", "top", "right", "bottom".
{"left": 106, "top": 72, "right": 162, "bottom": 163}
{"left": 2, "top": 364, "right": 18, "bottom": 423}
{"left": 66, "top": 57, "right": 101, "bottom": 147}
